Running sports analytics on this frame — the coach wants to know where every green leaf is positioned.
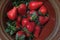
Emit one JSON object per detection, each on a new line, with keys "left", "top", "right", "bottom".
{"left": 6, "top": 22, "right": 11, "bottom": 27}
{"left": 5, "top": 21, "right": 16, "bottom": 35}
{"left": 13, "top": 2, "right": 17, "bottom": 6}
{"left": 9, "top": 26, "right": 16, "bottom": 35}
{"left": 35, "top": 19, "right": 40, "bottom": 25}
{"left": 6, "top": 21, "right": 16, "bottom": 27}
{"left": 12, "top": 0, "right": 31, "bottom": 6}
{"left": 10, "top": 26, "right": 16, "bottom": 31}
{"left": 5, "top": 28, "right": 10, "bottom": 33}
{"left": 31, "top": 12, "right": 38, "bottom": 21}
{"left": 38, "top": 11, "right": 42, "bottom": 15}
{"left": 10, "top": 30, "right": 14, "bottom": 35}
{"left": 29, "top": 34, "right": 34, "bottom": 40}
{"left": 16, "top": 34, "right": 19, "bottom": 40}
{"left": 26, "top": 2, "right": 29, "bottom": 6}
{"left": 23, "top": 27, "right": 29, "bottom": 33}
{"left": 16, "top": 34, "right": 25, "bottom": 40}
{"left": 19, "top": 35, "right": 25, "bottom": 40}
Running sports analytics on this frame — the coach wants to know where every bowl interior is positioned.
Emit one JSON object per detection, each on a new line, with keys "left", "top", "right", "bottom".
{"left": 1, "top": 0, "right": 56, "bottom": 40}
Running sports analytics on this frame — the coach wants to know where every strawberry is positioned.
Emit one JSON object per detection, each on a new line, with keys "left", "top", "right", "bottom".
{"left": 39, "top": 5, "right": 47, "bottom": 15}
{"left": 16, "top": 31, "right": 25, "bottom": 40}
{"left": 17, "top": 16, "right": 21, "bottom": 22}
{"left": 30, "top": 22, "right": 35, "bottom": 28}
{"left": 7, "top": 7, "right": 17, "bottom": 20}
{"left": 16, "top": 21, "right": 20, "bottom": 29}
{"left": 26, "top": 22, "right": 35, "bottom": 32}
{"left": 18, "top": 4, "right": 26, "bottom": 15}
{"left": 34, "top": 25, "right": 41, "bottom": 38}
{"left": 39, "top": 16, "right": 49, "bottom": 25}
{"left": 16, "top": 16, "right": 21, "bottom": 29}
{"left": 28, "top": 1, "right": 43, "bottom": 10}
{"left": 16, "top": 31, "right": 24, "bottom": 37}
{"left": 27, "top": 14, "right": 31, "bottom": 20}
{"left": 23, "top": 22, "right": 35, "bottom": 37}
{"left": 22, "top": 18, "right": 29, "bottom": 27}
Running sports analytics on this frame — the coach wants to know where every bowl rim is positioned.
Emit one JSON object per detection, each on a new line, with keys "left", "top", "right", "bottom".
{"left": 46, "top": 0, "right": 60, "bottom": 40}
{"left": 0, "top": 0, "right": 13, "bottom": 40}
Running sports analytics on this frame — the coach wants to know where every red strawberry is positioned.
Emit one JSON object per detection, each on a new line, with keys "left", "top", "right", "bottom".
{"left": 16, "top": 21, "right": 20, "bottom": 29}
{"left": 39, "top": 5, "right": 47, "bottom": 15}
{"left": 16, "top": 31, "right": 24, "bottom": 37}
{"left": 16, "top": 31, "right": 25, "bottom": 40}
{"left": 26, "top": 22, "right": 35, "bottom": 32}
{"left": 22, "top": 18, "right": 29, "bottom": 27}
{"left": 27, "top": 14, "right": 31, "bottom": 20}
{"left": 18, "top": 4, "right": 26, "bottom": 15}
{"left": 17, "top": 16, "right": 21, "bottom": 22}
{"left": 7, "top": 7, "right": 17, "bottom": 20}
{"left": 34, "top": 25, "right": 41, "bottom": 38}
{"left": 30, "top": 22, "right": 35, "bottom": 28}
{"left": 39, "top": 16, "right": 49, "bottom": 25}
{"left": 38, "top": 2, "right": 43, "bottom": 6}
{"left": 16, "top": 16, "right": 21, "bottom": 28}
{"left": 28, "top": 1, "right": 43, "bottom": 10}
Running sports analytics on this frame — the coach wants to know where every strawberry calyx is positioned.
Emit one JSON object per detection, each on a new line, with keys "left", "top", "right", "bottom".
{"left": 30, "top": 12, "right": 38, "bottom": 21}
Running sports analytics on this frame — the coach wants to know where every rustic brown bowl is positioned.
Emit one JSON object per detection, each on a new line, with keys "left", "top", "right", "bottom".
{"left": 0, "top": 0, "right": 60, "bottom": 40}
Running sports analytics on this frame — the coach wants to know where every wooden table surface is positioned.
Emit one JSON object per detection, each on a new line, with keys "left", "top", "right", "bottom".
{"left": 0, "top": 0, "right": 60, "bottom": 40}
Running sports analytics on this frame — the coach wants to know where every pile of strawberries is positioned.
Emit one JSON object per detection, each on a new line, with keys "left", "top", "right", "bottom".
{"left": 6, "top": 0, "right": 49, "bottom": 40}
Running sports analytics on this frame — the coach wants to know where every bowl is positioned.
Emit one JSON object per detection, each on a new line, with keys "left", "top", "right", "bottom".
{"left": 0, "top": 0, "right": 60, "bottom": 40}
